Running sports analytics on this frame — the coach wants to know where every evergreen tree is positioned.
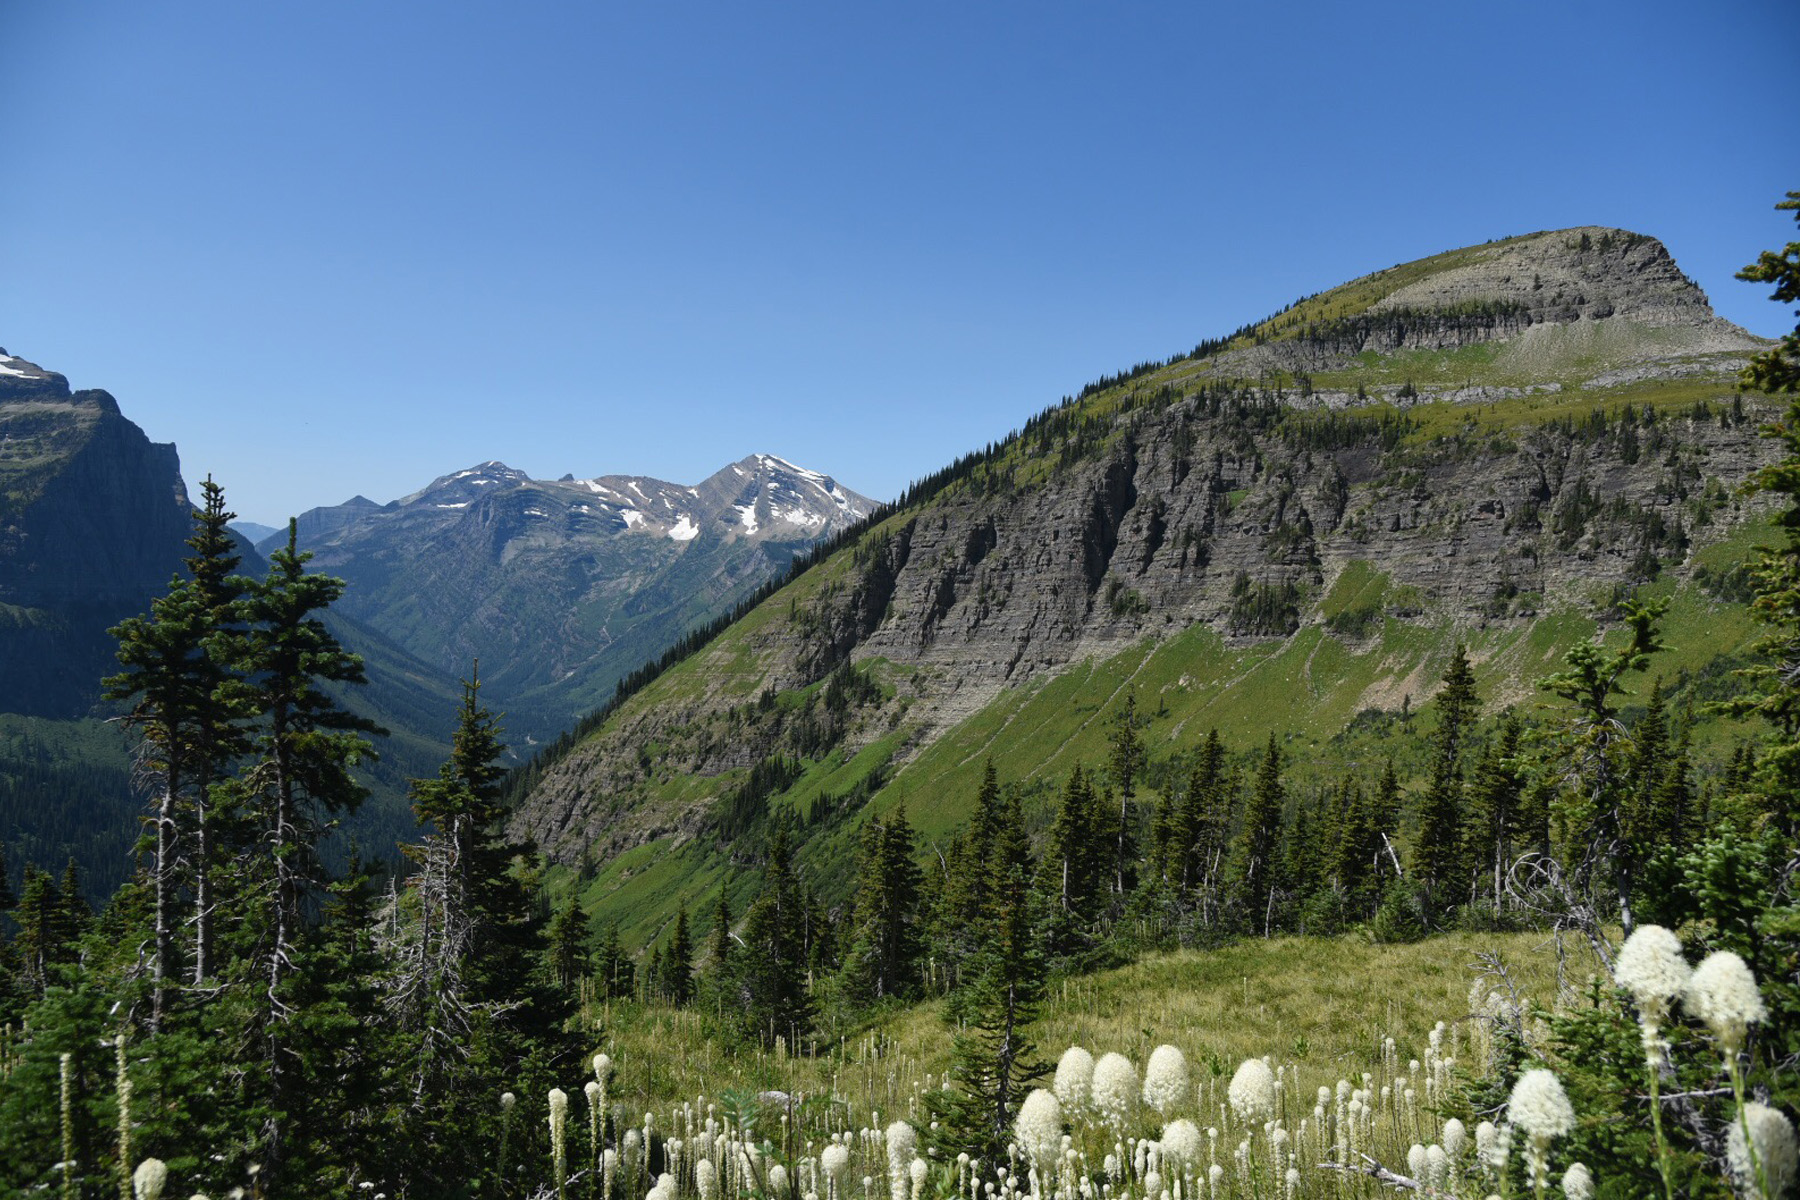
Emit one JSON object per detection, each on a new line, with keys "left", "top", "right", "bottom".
{"left": 226, "top": 522, "right": 385, "bottom": 1176}
{"left": 1175, "top": 730, "right": 1227, "bottom": 895}
{"left": 595, "top": 921, "right": 635, "bottom": 1000}
{"left": 1107, "top": 694, "right": 1144, "bottom": 894}
{"left": 547, "top": 894, "right": 589, "bottom": 992}
{"left": 734, "top": 829, "right": 814, "bottom": 1048}
{"left": 1228, "top": 734, "right": 1285, "bottom": 935}
{"left": 927, "top": 766, "right": 1045, "bottom": 1169}
{"left": 102, "top": 477, "right": 249, "bottom": 1023}
{"left": 1460, "top": 715, "right": 1524, "bottom": 910}
{"left": 1410, "top": 645, "right": 1479, "bottom": 915}
{"left": 845, "top": 808, "right": 923, "bottom": 1002}
{"left": 1539, "top": 597, "right": 1667, "bottom": 937}
{"left": 708, "top": 887, "right": 733, "bottom": 974}
{"left": 661, "top": 903, "right": 694, "bottom": 1006}
{"left": 1041, "top": 765, "right": 1105, "bottom": 947}
{"left": 1326, "top": 775, "right": 1382, "bottom": 920}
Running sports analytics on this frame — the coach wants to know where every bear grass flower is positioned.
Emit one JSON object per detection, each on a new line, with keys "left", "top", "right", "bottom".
{"left": 1727, "top": 1102, "right": 1797, "bottom": 1200}
{"left": 1443, "top": 1118, "right": 1468, "bottom": 1159}
{"left": 1561, "top": 1162, "right": 1593, "bottom": 1200}
{"left": 1227, "top": 1059, "right": 1276, "bottom": 1126}
{"left": 1685, "top": 951, "right": 1768, "bottom": 1055}
{"left": 1143, "top": 1045, "right": 1190, "bottom": 1116}
{"left": 1615, "top": 925, "right": 1689, "bottom": 1028}
{"left": 886, "top": 1121, "right": 917, "bottom": 1200}
{"left": 1508, "top": 1070, "right": 1574, "bottom": 1200}
{"left": 1055, "top": 1046, "right": 1095, "bottom": 1114}
{"left": 1160, "top": 1119, "right": 1202, "bottom": 1174}
{"left": 1092, "top": 1053, "right": 1140, "bottom": 1130}
{"left": 133, "top": 1158, "right": 168, "bottom": 1200}
{"left": 1015, "top": 1090, "right": 1063, "bottom": 1172}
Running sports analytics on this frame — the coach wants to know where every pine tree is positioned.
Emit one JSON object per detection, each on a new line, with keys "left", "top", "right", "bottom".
{"left": 1228, "top": 734, "right": 1286, "bottom": 935}
{"left": 845, "top": 809, "right": 923, "bottom": 1002}
{"left": 1042, "top": 765, "right": 1105, "bottom": 942}
{"left": 1410, "top": 645, "right": 1479, "bottom": 915}
{"left": 927, "top": 767, "right": 1045, "bottom": 1169}
{"left": 595, "top": 921, "right": 635, "bottom": 1000}
{"left": 547, "top": 894, "right": 589, "bottom": 992}
{"left": 102, "top": 477, "right": 249, "bottom": 1023}
{"left": 1539, "top": 597, "right": 1667, "bottom": 936}
{"left": 1460, "top": 716, "right": 1524, "bottom": 909}
{"left": 1326, "top": 775, "right": 1383, "bottom": 919}
{"left": 735, "top": 829, "right": 814, "bottom": 1048}
{"left": 1108, "top": 694, "right": 1144, "bottom": 894}
{"left": 1175, "top": 730, "right": 1227, "bottom": 894}
{"left": 708, "top": 887, "right": 733, "bottom": 974}
{"left": 227, "top": 521, "right": 385, "bottom": 1175}
{"left": 661, "top": 903, "right": 694, "bottom": 1006}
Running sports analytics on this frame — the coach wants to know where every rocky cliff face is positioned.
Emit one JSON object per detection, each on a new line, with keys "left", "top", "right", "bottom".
{"left": 508, "top": 228, "right": 1778, "bottom": 877}
{"left": 279, "top": 455, "right": 874, "bottom": 736}
{"left": 0, "top": 350, "right": 193, "bottom": 717}
{"left": 1201, "top": 227, "right": 1761, "bottom": 374}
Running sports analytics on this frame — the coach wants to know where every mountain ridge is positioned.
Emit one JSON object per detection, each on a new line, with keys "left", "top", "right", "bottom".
{"left": 502, "top": 226, "right": 1783, "bottom": 946}
{"left": 273, "top": 452, "right": 874, "bottom": 737}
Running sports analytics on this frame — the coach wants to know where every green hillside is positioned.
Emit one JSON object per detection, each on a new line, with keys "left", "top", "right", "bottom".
{"left": 512, "top": 228, "right": 1779, "bottom": 956}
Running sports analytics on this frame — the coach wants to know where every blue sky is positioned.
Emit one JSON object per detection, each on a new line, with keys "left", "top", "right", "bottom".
{"left": 2, "top": 0, "right": 1794, "bottom": 524}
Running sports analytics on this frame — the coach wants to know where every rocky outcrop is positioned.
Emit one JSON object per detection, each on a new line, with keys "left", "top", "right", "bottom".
{"left": 1198, "top": 228, "right": 1762, "bottom": 376}
{"left": 0, "top": 357, "right": 192, "bottom": 717}
{"left": 509, "top": 227, "right": 1780, "bottom": 866}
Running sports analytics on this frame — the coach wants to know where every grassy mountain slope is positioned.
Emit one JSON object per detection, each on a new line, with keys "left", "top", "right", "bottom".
{"left": 509, "top": 227, "right": 1776, "bottom": 951}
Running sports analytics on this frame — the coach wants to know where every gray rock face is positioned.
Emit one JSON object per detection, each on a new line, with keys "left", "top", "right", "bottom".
{"left": 508, "top": 226, "right": 1779, "bottom": 866}
{"left": 0, "top": 364, "right": 192, "bottom": 717}
{"left": 280, "top": 453, "right": 874, "bottom": 735}
{"left": 1197, "top": 228, "right": 1762, "bottom": 375}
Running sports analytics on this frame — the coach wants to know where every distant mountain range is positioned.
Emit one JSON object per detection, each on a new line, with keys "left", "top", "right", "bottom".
{"left": 0, "top": 343, "right": 870, "bottom": 893}
{"left": 252, "top": 454, "right": 873, "bottom": 740}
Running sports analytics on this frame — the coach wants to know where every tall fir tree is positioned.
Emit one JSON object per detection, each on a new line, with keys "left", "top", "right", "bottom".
{"left": 1410, "top": 645, "right": 1479, "bottom": 916}
{"left": 103, "top": 477, "right": 250, "bottom": 1023}
{"left": 734, "top": 829, "right": 814, "bottom": 1048}
{"left": 661, "top": 903, "right": 694, "bottom": 1006}
{"left": 226, "top": 521, "right": 385, "bottom": 1176}
{"left": 845, "top": 809, "right": 923, "bottom": 1002}
{"left": 1228, "top": 734, "right": 1286, "bottom": 935}
{"left": 927, "top": 764, "right": 1045, "bottom": 1169}
{"left": 1459, "top": 715, "right": 1525, "bottom": 910}
{"left": 1108, "top": 694, "right": 1144, "bottom": 894}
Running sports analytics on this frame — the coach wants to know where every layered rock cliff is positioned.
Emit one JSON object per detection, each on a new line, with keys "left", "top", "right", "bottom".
{"left": 506, "top": 229, "right": 1777, "bottom": 922}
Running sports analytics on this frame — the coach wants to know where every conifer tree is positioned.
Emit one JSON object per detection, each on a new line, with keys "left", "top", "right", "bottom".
{"left": 661, "top": 903, "right": 694, "bottom": 1006}
{"left": 103, "top": 477, "right": 249, "bottom": 1022}
{"left": 845, "top": 808, "right": 923, "bottom": 1001}
{"left": 1460, "top": 715, "right": 1524, "bottom": 909}
{"left": 708, "top": 887, "right": 733, "bottom": 973}
{"left": 227, "top": 522, "right": 384, "bottom": 1174}
{"left": 735, "top": 829, "right": 814, "bottom": 1048}
{"left": 547, "top": 894, "right": 589, "bottom": 992}
{"left": 1539, "top": 597, "right": 1667, "bottom": 936}
{"left": 1228, "top": 734, "right": 1285, "bottom": 935}
{"left": 1044, "top": 765, "right": 1104, "bottom": 925}
{"left": 1326, "top": 775, "right": 1381, "bottom": 919}
{"left": 1108, "top": 694, "right": 1144, "bottom": 894}
{"left": 927, "top": 766, "right": 1045, "bottom": 1168}
{"left": 1176, "top": 730, "right": 1227, "bottom": 895}
{"left": 595, "top": 921, "right": 635, "bottom": 1000}
{"left": 1410, "top": 645, "right": 1479, "bottom": 915}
